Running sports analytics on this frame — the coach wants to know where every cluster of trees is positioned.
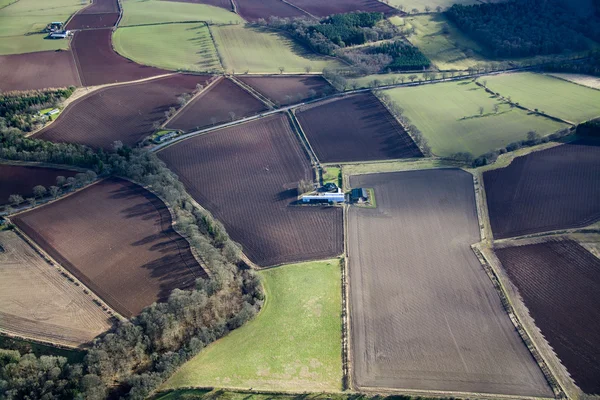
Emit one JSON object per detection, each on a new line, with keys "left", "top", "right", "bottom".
{"left": 0, "top": 87, "right": 75, "bottom": 132}
{"left": 0, "top": 133, "right": 264, "bottom": 399}
{"left": 576, "top": 118, "right": 600, "bottom": 137}
{"left": 372, "top": 41, "right": 431, "bottom": 71}
{"left": 446, "top": 0, "right": 591, "bottom": 57}
{"left": 375, "top": 91, "right": 432, "bottom": 156}
{"left": 544, "top": 51, "right": 600, "bottom": 77}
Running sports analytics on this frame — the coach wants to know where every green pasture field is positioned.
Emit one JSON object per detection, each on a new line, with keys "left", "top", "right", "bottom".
{"left": 211, "top": 25, "right": 344, "bottom": 74}
{"left": 113, "top": 23, "right": 221, "bottom": 72}
{"left": 322, "top": 166, "right": 341, "bottom": 186}
{"left": 119, "top": 0, "right": 243, "bottom": 27}
{"left": 386, "top": 0, "right": 479, "bottom": 12}
{"left": 395, "top": 14, "right": 484, "bottom": 70}
{"left": 485, "top": 72, "right": 600, "bottom": 124}
{"left": 0, "top": 0, "right": 86, "bottom": 54}
{"left": 384, "top": 79, "right": 567, "bottom": 156}
{"left": 162, "top": 259, "right": 343, "bottom": 392}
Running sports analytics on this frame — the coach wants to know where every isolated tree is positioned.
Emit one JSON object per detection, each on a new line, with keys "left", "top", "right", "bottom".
{"left": 351, "top": 81, "right": 359, "bottom": 90}
{"left": 85, "top": 170, "right": 97, "bottom": 182}
{"left": 297, "top": 179, "right": 313, "bottom": 194}
{"left": 112, "top": 140, "right": 123, "bottom": 151}
{"left": 307, "top": 89, "right": 317, "bottom": 98}
{"left": 49, "top": 186, "right": 60, "bottom": 199}
{"left": 228, "top": 111, "right": 236, "bottom": 121}
{"left": 56, "top": 176, "right": 66, "bottom": 187}
{"left": 482, "top": 79, "right": 488, "bottom": 88}
{"left": 278, "top": 66, "right": 285, "bottom": 74}
{"left": 195, "top": 83, "right": 204, "bottom": 92}
{"left": 493, "top": 103, "right": 500, "bottom": 113}
{"left": 527, "top": 130, "right": 540, "bottom": 142}
{"left": 436, "top": 5, "right": 442, "bottom": 12}
{"left": 304, "top": 65, "right": 312, "bottom": 73}
{"left": 399, "top": 76, "right": 406, "bottom": 84}
{"left": 8, "top": 194, "right": 23, "bottom": 207}
{"left": 210, "top": 117, "right": 217, "bottom": 125}
{"left": 424, "top": 5, "right": 431, "bottom": 12}
{"left": 152, "top": 121, "right": 162, "bottom": 130}
{"left": 33, "top": 185, "right": 47, "bottom": 199}
{"left": 411, "top": 8, "right": 419, "bottom": 14}
{"left": 479, "top": 106, "right": 484, "bottom": 115}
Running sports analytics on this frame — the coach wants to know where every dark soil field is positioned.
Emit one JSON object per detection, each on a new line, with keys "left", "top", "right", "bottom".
{"left": 495, "top": 239, "right": 600, "bottom": 394}
{"left": 484, "top": 141, "right": 600, "bottom": 239}
{"left": 296, "top": 93, "right": 422, "bottom": 162}
{"left": 286, "top": 0, "right": 396, "bottom": 17}
{"left": 66, "top": 13, "right": 120, "bottom": 29}
{"left": 347, "top": 169, "right": 551, "bottom": 397}
{"left": 234, "top": 0, "right": 308, "bottom": 21}
{"left": 12, "top": 178, "right": 207, "bottom": 318}
{"left": 237, "top": 75, "right": 334, "bottom": 105}
{"left": 72, "top": 28, "right": 170, "bottom": 86}
{"left": 166, "top": 78, "right": 267, "bottom": 132}
{"left": 80, "top": 0, "right": 119, "bottom": 13}
{"left": 0, "top": 51, "right": 80, "bottom": 92}
{"left": 36, "top": 74, "right": 210, "bottom": 149}
{"left": 0, "top": 165, "right": 76, "bottom": 205}
{"left": 159, "top": 114, "right": 343, "bottom": 267}
{"left": 163, "top": 0, "right": 233, "bottom": 10}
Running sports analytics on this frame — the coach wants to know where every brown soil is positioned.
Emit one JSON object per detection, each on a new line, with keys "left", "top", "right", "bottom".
{"left": 237, "top": 75, "right": 335, "bottom": 105}
{"left": 0, "top": 51, "right": 80, "bottom": 92}
{"left": 0, "top": 164, "right": 77, "bottom": 205}
{"left": 234, "top": 0, "right": 309, "bottom": 21}
{"left": 159, "top": 114, "right": 343, "bottom": 267}
{"left": 286, "top": 0, "right": 397, "bottom": 17}
{"left": 66, "top": 13, "right": 119, "bottom": 29}
{"left": 163, "top": 0, "right": 233, "bottom": 11}
{"left": 12, "top": 178, "right": 207, "bottom": 318}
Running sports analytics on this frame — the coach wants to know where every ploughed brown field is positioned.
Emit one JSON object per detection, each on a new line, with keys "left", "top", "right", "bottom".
{"left": 285, "top": 0, "right": 397, "bottom": 17}
{"left": 0, "top": 164, "right": 77, "bottom": 205}
{"left": 159, "top": 114, "right": 343, "bottom": 267}
{"left": 347, "top": 169, "right": 551, "bottom": 397}
{"left": 12, "top": 178, "right": 207, "bottom": 318}
{"left": 163, "top": 0, "right": 232, "bottom": 10}
{"left": 36, "top": 74, "right": 210, "bottom": 149}
{"left": 166, "top": 77, "right": 267, "bottom": 132}
{"left": 0, "top": 51, "right": 80, "bottom": 92}
{"left": 237, "top": 75, "right": 334, "bottom": 105}
{"left": 66, "top": 13, "right": 120, "bottom": 29}
{"left": 234, "top": 0, "right": 308, "bottom": 21}
{"left": 484, "top": 140, "right": 600, "bottom": 239}
{"left": 495, "top": 239, "right": 600, "bottom": 394}
{"left": 296, "top": 93, "right": 422, "bottom": 162}
{"left": 72, "top": 28, "right": 170, "bottom": 86}
{"left": 79, "top": 0, "right": 119, "bottom": 13}
{"left": 0, "top": 231, "right": 112, "bottom": 347}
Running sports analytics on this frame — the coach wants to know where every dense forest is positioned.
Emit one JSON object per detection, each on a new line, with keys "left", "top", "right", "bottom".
{"left": 372, "top": 41, "right": 430, "bottom": 71}
{"left": 0, "top": 88, "right": 75, "bottom": 132}
{"left": 446, "top": 0, "right": 592, "bottom": 57}
{"left": 0, "top": 129, "right": 264, "bottom": 399}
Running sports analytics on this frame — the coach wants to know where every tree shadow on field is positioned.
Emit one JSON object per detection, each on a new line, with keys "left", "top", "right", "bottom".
{"left": 273, "top": 187, "right": 298, "bottom": 202}
{"left": 249, "top": 26, "right": 333, "bottom": 63}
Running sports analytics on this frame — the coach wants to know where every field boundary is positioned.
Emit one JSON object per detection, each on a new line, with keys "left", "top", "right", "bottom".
{"left": 279, "top": 0, "right": 316, "bottom": 18}
{"left": 286, "top": 109, "right": 320, "bottom": 169}
{"left": 229, "top": 75, "right": 275, "bottom": 108}
{"left": 341, "top": 205, "right": 351, "bottom": 391}
{"left": 469, "top": 169, "right": 492, "bottom": 242}
{"left": 472, "top": 243, "right": 573, "bottom": 399}
{"left": 355, "top": 384, "right": 555, "bottom": 400}
{"left": 545, "top": 72, "right": 600, "bottom": 92}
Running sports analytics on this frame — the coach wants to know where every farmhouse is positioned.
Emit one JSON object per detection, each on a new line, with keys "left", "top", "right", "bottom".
{"left": 154, "top": 131, "right": 179, "bottom": 143}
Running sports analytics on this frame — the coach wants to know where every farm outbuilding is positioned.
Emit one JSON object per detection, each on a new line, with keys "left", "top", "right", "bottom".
{"left": 301, "top": 191, "right": 345, "bottom": 204}
{"left": 351, "top": 188, "right": 368, "bottom": 202}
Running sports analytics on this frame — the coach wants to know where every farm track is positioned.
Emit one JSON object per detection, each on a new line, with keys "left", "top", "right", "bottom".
{"left": 158, "top": 113, "right": 343, "bottom": 267}
{"left": 494, "top": 239, "right": 600, "bottom": 395}
{"left": 484, "top": 140, "right": 600, "bottom": 239}
{"left": 12, "top": 178, "right": 207, "bottom": 318}
{"left": 346, "top": 169, "right": 552, "bottom": 397}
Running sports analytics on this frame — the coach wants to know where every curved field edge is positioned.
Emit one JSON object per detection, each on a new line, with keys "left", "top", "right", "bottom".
{"left": 119, "top": 0, "right": 243, "bottom": 26}
{"left": 161, "top": 259, "right": 343, "bottom": 392}
{"left": 112, "top": 23, "right": 222, "bottom": 73}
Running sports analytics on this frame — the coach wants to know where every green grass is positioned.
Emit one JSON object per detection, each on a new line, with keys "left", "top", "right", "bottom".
{"left": 113, "top": 23, "right": 221, "bottom": 72}
{"left": 162, "top": 259, "right": 343, "bottom": 392}
{"left": 384, "top": 79, "right": 567, "bottom": 157}
{"left": 119, "top": 0, "right": 243, "bottom": 27}
{"left": 212, "top": 25, "right": 344, "bottom": 74}
{"left": 0, "top": 0, "right": 86, "bottom": 54}
{"left": 484, "top": 72, "right": 600, "bottom": 124}
{"left": 322, "top": 166, "right": 340, "bottom": 186}
{"left": 387, "top": 0, "right": 478, "bottom": 12}
{"left": 396, "top": 14, "right": 484, "bottom": 71}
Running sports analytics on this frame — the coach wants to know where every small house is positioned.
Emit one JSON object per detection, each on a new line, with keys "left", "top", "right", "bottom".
{"left": 320, "top": 182, "right": 338, "bottom": 193}
{"left": 154, "top": 131, "right": 179, "bottom": 143}
{"left": 350, "top": 188, "right": 368, "bottom": 203}
{"left": 46, "top": 109, "right": 60, "bottom": 116}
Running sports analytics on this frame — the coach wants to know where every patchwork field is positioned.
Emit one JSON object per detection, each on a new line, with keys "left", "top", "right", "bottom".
{"left": 211, "top": 25, "right": 343, "bottom": 74}
{"left": 0, "top": 165, "right": 77, "bottom": 206}
{"left": 397, "top": 14, "right": 484, "bottom": 70}
{"left": 72, "top": 28, "right": 170, "bottom": 86}
{"left": 347, "top": 169, "right": 551, "bottom": 396}
{"left": 163, "top": 259, "right": 343, "bottom": 391}
{"left": 296, "top": 93, "right": 422, "bottom": 162}
{"left": 234, "top": 0, "right": 307, "bottom": 21}
{"left": 166, "top": 77, "right": 267, "bottom": 131}
{"left": 485, "top": 73, "right": 600, "bottom": 123}
{"left": 65, "top": 13, "right": 119, "bottom": 29}
{"left": 384, "top": 80, "right": 567, "bottom": 157}
{"left": 12, "top": 178, "right": 207, "bottom": 318}
{"left": 164, "top": 0, "right": 232, "bottom": 11}
{"left": 78, "top": 0, "right": 119, "bottom": 13}
{"left": 237, "top": 75, "right": 334, "bottom": 105}
{"left": 119, "top": 0, "right": 243, "bottom": 26}
{"left": 113, "top": 23, "right": 222, "bottom": 72}
{"left": 158, "top": 114, "right": 343, "bottom": 267}
{"left": 36, "top": 74, "right": 210, "bottom": 149}
{"left": 0, "top": 0, "right": 86, "bottom": 54}
{"left": 484, "top": 140, "right": 600, "bottom": 239}
{"left": 0, "top": 230, "right": 112, "bottom": 347}
{"left": 285, "top": 0, "right": 396, "bottom": 16}
{"left": 495, "top": 239, "right": 600, "bottom": 394}
{"left": 0, "top": 51, "right": 80, "bottom": 91}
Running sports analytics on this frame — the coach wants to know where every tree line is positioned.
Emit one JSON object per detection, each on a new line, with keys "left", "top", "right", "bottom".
{"left": 0, "top": 132, "right": 264, "bottom": 399}
{"left": 0, "top": 88, "right": 75, "bottom": 132}
{"left": 446, "top": 0, "right": 594, "bottom": 58}
{"left": 544, "top": 50, "right": 600, "bottom": 77}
